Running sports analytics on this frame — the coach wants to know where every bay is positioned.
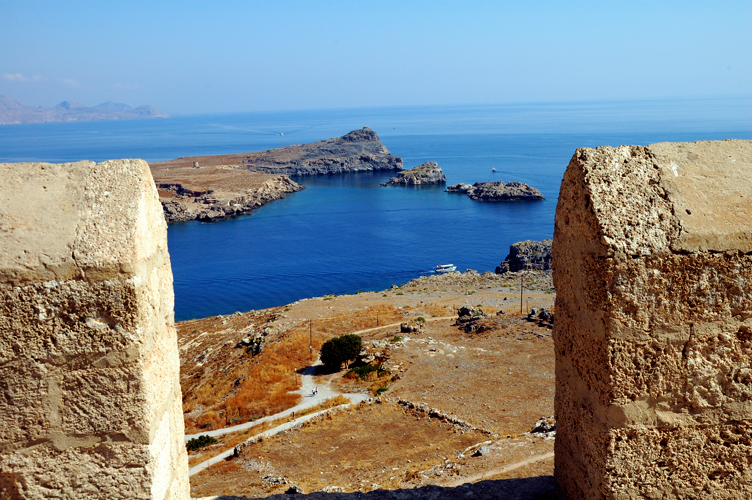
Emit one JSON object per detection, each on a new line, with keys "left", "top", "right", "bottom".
{"left": 1, "top": 98, "right": 750, "bottom": 320}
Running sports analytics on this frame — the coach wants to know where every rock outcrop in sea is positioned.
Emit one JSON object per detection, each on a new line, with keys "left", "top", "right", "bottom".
{"left": 243, "top": 127, "right": 403, "bottom": 175}
{"left": 381, "top": 161, "right": 446, "bottom": 186}
{"left": 496, "top": 239, "right": 553, "bottom": 273}
{"left": 446, "top": 181, "right": 544, "bottom": 201}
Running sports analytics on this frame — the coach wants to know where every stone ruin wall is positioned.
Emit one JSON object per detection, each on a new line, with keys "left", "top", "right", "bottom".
{"left": 0, "top": 160, "right": 190, "bottom": 499}
{"left": 553, "top": 139, "right": 752, "bottom": 499}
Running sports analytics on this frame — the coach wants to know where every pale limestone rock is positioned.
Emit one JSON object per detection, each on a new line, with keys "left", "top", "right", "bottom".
{"left": 0, "top": 160, "right": 189, "bottom": 499}
{"left": 553, "top": 139, "right": 752, "bottom": 499}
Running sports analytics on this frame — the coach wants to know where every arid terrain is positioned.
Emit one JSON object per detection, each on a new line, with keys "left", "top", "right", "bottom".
{"left": 179, "top": 270, "right": 557, "bottom": 499}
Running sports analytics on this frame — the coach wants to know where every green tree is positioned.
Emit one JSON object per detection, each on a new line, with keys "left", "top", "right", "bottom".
{"left": 320, "top": 334, "right": 362, "bottom": 369}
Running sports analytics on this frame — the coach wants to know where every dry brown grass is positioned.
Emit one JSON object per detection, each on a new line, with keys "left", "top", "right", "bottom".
{"left": 187, "top": 396, "right": 351, "bottom": 468}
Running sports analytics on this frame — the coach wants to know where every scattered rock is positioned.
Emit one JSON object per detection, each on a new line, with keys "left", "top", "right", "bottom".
{"left": 531, "top": 416, "right": 556, "bottom": 438}
{"left": 285, "top": 485, "right": 304, "bottom": 494}
{"left": 496, "top": 239, "right": 553, "bottom": 273}
{"left": 447, "top": 181, "right": 544, "bottom": 201}
{"left": 400, "top": 322, "right": 423, "bottom": 333}
{"left": 381, "top": 161, "right": 446, "bottom": 186}
{"left": 526, "top": 307, "right": 554, "bottom": 328}
{"left": 473, "top": 446, "right": 492, "bottom": 457}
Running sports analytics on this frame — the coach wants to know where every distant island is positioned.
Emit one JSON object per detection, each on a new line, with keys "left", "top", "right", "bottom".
{"left": 0, "top": 94, "right": 167, "bottom": 125}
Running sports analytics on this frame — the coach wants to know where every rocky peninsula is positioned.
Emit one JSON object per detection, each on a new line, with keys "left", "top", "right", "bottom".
{"left": 446, "top": 181, "right": 544, "bottom": 201}
{"left": 151, "top": 127, "right": 402, "bottom": 223}
{"left": 381, "top": 161, "right": 446, "bottom": 186}
{"left": 243, "top": 127, "right": 402, "bottom": 175}
{"left": 150, "top": 161, "right": 304, "bottom": 223}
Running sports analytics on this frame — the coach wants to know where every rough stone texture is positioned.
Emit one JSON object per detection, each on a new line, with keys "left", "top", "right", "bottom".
{"left": 496, "top": 239, "right": 552, "bottom": 273}
{"left": 446, "top": 181, "right": 544, "bottom": 201}
{"left": 381, "top": 161, "right": 446, "bottom": 186}
{"left": 0, "top": 160, "right": 190, "bottom": 499}
{"left": 552, "top": 139, "right": 752, "bottom": 499}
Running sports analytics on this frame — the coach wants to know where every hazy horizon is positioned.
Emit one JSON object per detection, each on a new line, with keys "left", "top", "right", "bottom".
{"left": 2, "top": 1, "right": 750, "bottom": 116}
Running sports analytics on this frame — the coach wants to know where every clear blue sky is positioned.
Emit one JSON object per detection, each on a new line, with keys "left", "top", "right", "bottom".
{"left": 1, "top": 1, "right": 749, "bottom": 114}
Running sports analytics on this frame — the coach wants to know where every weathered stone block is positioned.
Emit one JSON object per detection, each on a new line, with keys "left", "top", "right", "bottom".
{"left": 553, "top": 140, "right": 752, "bottom": 499}
{"left": 0, "top": 160, "right": 189, "bottom": 499}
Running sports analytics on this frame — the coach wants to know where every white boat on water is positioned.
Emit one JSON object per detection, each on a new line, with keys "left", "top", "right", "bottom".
{"left": 435, "top": 264, "right": 457, "bottom": 273}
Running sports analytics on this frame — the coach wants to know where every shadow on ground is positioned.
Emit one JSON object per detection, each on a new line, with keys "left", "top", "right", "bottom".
{"left": 201, "top": 476, "right": 557, "bottom": 500}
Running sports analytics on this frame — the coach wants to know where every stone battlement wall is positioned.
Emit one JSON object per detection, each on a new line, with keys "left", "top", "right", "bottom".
{"left": 0, "top": 160, "right": 189, "bottom": 499}
{"left": 553, "top": 140, "right": 752, "bottom": 499}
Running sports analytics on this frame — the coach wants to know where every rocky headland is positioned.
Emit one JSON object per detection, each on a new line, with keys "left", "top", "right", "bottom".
{"left": 243, "top": 127, "right": 403, "bottom": 175}
{"left": 0, "top": 94, "right": 166, "bottom": 125}
{"left": 381, "top": 161, "right": 446, "bottom": 186}
{"left": 150, "top": 161, "right": 304, "bottom": 223}
{"left": 496, "top": 239, "right": 553, "bottom": 273}
{"left": 150, "top": 127, "right": 402, "bottom": 222}
{"left": 446, "top": 181, "right": 544, "bottom": 201}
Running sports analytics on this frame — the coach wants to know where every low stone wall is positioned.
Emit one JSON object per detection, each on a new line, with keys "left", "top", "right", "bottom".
{"left": 0, "top": 160, "right": 189, "bottom": 499}
{"left": 553, "top": 140, "right": 752, "bottom": 499}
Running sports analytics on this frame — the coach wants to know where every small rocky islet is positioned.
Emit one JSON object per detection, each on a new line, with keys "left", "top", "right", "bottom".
{"left": 446, "top": 181, "right": 545, "bottom": 201}
{"left": 380, "top": 161, "right": 446, "bottom": 186}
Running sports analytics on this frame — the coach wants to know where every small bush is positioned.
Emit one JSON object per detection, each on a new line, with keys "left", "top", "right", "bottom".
{"left": 415, "top": 317, "right": 426, "bottom": 324}
{"left": 186, "top": 434, "right": 218, "bottom": 451}
{"left": 375, "top": 385, "right": 389, "bottom": 396}
{"left": 345, "top": 364, "right": 379, "bottom": 381}
{"left": 391, "top": 335, "right": 403, "bottom": 343}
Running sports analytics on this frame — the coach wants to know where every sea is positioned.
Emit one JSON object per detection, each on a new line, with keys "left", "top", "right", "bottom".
{"left": 1, "top": 97, "right": 750, "bottom": 321}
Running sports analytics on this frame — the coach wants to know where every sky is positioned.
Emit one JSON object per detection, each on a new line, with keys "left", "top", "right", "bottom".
{"left": 1, "top": 1, "right": 750, "bottom": 115}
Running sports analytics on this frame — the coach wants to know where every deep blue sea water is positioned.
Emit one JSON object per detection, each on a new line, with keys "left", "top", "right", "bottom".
{"left": 2, "top": 98, "right": 750, "bottom": 320}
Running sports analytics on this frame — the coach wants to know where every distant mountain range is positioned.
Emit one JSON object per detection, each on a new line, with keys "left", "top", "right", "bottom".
{"left": 0, "top": 95, "right": 167, "bottom": 125}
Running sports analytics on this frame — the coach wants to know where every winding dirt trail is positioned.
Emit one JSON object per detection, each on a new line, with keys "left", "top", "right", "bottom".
{"left": 446, "top": 451, "right": 555, "bottom": 487}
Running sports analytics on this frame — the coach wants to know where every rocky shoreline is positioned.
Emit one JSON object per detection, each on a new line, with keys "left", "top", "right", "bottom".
{"left": 446, "top": 181, "right": 544, "bottom": 201}
{"left": 158, "top": 173, "right": 304, "bottom": 223}
{"left": 381, "top": 161, "right": 446, "bottom": 186}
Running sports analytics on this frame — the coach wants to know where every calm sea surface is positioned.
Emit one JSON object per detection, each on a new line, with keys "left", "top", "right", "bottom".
{"left": 2, "top": 99, "right": 750, "bottom": 320}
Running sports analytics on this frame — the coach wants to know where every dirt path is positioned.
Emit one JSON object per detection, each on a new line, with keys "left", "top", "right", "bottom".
{"left": 446, "top": 451, "right": 555, "bottom": 486}
{"left": 346, "top": 316, "right": 455, "bottom": 336}
{"left": 184, "top": 360, "right": 368, "bottom": 442}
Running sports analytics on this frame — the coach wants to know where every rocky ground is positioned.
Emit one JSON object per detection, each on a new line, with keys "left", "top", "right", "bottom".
{"left": 181, "top": 271, "right": 557, "bottom": 499}
{"left": 446, "top": 181, "right": 544, "bottom": 201}
{"left": 381, "top": 161, "right": 446, "bottom": 186}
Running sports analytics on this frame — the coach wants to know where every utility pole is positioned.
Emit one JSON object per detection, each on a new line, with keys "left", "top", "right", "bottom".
{"left": 309, "top": 320, "right": 313, "bottom": 361}
{"left": 376, "top": 310, "right": 379, "bottom": 327}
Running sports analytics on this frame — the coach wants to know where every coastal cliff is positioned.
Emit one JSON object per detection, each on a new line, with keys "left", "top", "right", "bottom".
{"left": 243, "top": 127, "right": 403, "bottom": 175}
{"left": 496, "top": 239, "right": 553, "bottom": 273}
{"left": 381, "top": 161, "right": 446, "bottom": 186}
{"left": 150, "top": 162, "right": 304, "bottom": 223}
{"left": 447, "top": 181, "right": 544, "bottom": 201}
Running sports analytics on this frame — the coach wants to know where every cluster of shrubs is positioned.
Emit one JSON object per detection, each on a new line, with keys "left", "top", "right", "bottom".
{"left": 186, "top": 434, "right": 218, "bottom": 451}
